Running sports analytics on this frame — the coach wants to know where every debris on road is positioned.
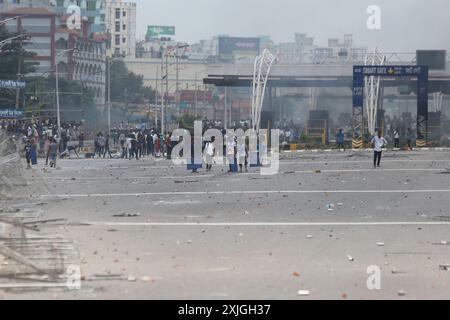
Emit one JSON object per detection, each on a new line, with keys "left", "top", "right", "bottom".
{"left": 377, "top": 242, "right": 385, "bottom": 246}
{"left": 113, "top": 213, "right": 141, "bottom": 217}
{"left": 297, "top": 290, "right": 310, "bottom": 296}
{"left": 306, "top": 235, "right": 313, "bottom": 239}
{"left": 398, "top": 289, "right": 406, "bottom": 296}
{"left": 292, "top": 272, "right": 300, "bottom": 277}
{"left": 347, "top": 254, "right": 354, "bottom": 262}
{"left": 439, "top": 265, "right": 450, "bottom": 271}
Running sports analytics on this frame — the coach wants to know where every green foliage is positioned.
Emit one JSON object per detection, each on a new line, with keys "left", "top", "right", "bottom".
{"left": 110, "top": 60, "right": 155, "bottom": 104}
{"left": 24, "top": 76, "right": 95, "bottom": 118}
{"left": 0, "top": 29, "right": 39, "bottom": 108}
{"left": 178, "top": 113, "right": 198, "bottom": 132}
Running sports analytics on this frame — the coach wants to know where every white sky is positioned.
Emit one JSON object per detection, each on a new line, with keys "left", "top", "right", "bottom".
{"left": 135, "top": 0, "right": 450, "bottom": 52}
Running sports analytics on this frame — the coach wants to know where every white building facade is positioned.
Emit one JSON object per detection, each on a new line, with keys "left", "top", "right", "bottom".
{"left": 104, "top": 0, "right": 136, "bottom": 58}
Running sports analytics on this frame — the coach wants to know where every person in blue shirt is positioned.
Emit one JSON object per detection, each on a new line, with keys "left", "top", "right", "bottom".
{"left": 336, "top": 129, "right": 345, "bottom": 152}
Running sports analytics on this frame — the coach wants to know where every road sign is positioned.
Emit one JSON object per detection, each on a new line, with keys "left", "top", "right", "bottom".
{"left": 146, "top": 25, "right": 175, "bottom": 39}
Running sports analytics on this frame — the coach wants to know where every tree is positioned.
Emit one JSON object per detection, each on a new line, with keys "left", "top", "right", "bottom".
{"left": 110, "top": 60, "right": 155, "bottom": 104}
{"left": 0, "top": 29, "right": 38, "bottom": 108}
{"left": 24, "top": 76, "right": 96, "bottom": 121}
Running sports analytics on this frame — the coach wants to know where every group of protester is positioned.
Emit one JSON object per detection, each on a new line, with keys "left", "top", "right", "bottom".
{"left": 92, "top": 129, "right": 174, "bottom": 161}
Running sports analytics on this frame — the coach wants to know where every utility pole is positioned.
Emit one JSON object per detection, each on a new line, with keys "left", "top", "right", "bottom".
{"left": 194, "top": 72, "right": 198, "bottom": 118}
{"left": 107, "top": 57, "right": 111, "bottom": 133}
{"left": 15, "top": 35, "right": 22, "bottom": 109}
{"left": 176, "top": 47, "right": 180, "bottom": 118}
{"left": 224, "top": 86, "right": 228, "bottom": 129}
{"left": 155, "top": 67, "right": 158, "bottom": 127}
{"left": 160, "top": 49, "right": 165, "bottom": 133}
{"left": 165, "top": 52, "right": 169, "bottom": 133}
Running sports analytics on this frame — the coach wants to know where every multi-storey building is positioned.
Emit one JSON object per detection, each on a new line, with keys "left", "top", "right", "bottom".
{"left": 104, "top": 0, "right": 136, "bottom": 58}
{"left": 50, "top": 0, "right": 107, "bottom": 34}
{"left": 1, "top": 1, "right": 107, "bottom": 106}
{"left": 0, "top": 7, "right": 57, "bottom": 75}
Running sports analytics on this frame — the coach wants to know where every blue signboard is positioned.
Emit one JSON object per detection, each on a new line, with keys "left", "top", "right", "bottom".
{"left": 0, "top": 109, "right": 24, "bottom": 119}
{"left": 352, "top": 65, "right": 428, "bottom": 148}
{"left": 0, "top": 80, "right": 26, "bottom": 89}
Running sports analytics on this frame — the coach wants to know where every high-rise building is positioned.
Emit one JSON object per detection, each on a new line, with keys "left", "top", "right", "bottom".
{"left": 104, "top": 0, "right": 136, "bottom": 58}
{"left": 50, "top": 0, "right": 107, "bottom": 34}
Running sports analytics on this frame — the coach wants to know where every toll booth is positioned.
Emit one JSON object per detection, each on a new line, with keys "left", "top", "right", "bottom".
{"left": 428, "top": 112, "right": 442, "bottom": 144}
{"left": 307, "top": 110, "right": 329, "bottom": 145}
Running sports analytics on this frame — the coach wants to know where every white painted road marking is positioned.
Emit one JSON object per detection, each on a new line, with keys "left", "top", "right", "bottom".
{"left": 38, "top": 189, "right": 450, "bottom": 198}
{"left": 85, "top": 221, "right": 450, "bottom": 227}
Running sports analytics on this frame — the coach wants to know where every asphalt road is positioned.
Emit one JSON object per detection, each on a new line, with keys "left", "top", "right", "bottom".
{"left": 1, "top": 149, "right": 450, "bottom": 299}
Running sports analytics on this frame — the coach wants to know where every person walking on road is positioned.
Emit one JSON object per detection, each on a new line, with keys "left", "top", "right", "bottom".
{"left": 204, "top": 136, "right": 215, "bottom": 171}
{"left": 371, "top": 131, "right": 387, "bottom": 169}
{"left": 393, "top": 128, "right": 400, "bottom": 149}
{"left": 336, "top": 129, "right": 345, "bottom": 152}
{"left": 103, "top": 134, "right": 112, "bottom": 158}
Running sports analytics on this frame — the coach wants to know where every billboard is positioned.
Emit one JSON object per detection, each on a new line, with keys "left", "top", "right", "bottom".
{"left": 146, "top": 25, "right": 175, "bottom": 39}
{"left": 416, "top": 50, "right": 446, "bottom": 70}
{"left": 218, "top": 37, "right": 260, "bottom": 61}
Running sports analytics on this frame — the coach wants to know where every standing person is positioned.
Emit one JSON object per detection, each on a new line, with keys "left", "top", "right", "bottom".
{"left": 138, "top": 132, "right": 145, "bottom": 158}
{"left": 48, "top": 138, "right": 59, "bottom": 168}
{"left": 393, "top": 128, "right": 400, "bottom": 149}
{"left": 79, "top": 132, "right": 85, "bottom": 152}
{"left": 336, "top": 129, "right": 345, "bottom": 152}
{"left": 98, "top": 134, "right": 106, "bottom": 157}
{"left": 45, "top": 136, "right": 51, "bottom": 166}
{"left": 407, "top": 128, "right": 414, "bottom": 150}
{"left": 226, "top": 135, "right": 237, "bottom": 173}
{"left": 165, "top": 133, "right": 172, "bottom": 160}
{"left": 147, "top": 131, "right": 154, "bottom": 156}
{"left": 103, "top": 134, "right": 112, "bottom": 158}
{"left": 24, "top": 139, "right": 32, "bottom": 169}
{"left": 238, "top": 136, "right": 249, "bottom": 173}
{"left": 125, "top": 134, "right": 132, "bottom": 159}
{"left": 129, "top": 133, "right": 139, "bottom": 160}
{"left": 29, "top": 137, "right": 38, "bottom": 166}
{"left": 119, "top": 132, "right": 126, "bottom": 158}
{"left": 204, "top": 137, "right": 215, "bottom": 171}
{"left": 154, "top": 134, "right": 161, "bottom": 158}
{"left": 371, "top": 131, "right": 387, "bottom": 169}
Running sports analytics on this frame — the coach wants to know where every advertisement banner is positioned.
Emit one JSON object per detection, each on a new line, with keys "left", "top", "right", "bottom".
{"left": 146, "top": 25, "right": 175, "bottom": 39}
{"left": 218, "top": 37, "right": 260, "bottom": 61}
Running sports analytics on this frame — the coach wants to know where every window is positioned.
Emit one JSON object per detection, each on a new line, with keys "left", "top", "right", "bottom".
{"left": 115, "top": 9, "right": 120, "bottom": 19}
{"left": 114, "top": 48, "right": 120, "bottom": 56}
{"left": 122, "top": 37, "right": 126, "bottom": 44}
{"left": 86, "top": 1, "right": 96, "bottom": 11}
{"left": 122, "top": 11, "right": 126, "bottom": 17}
{"left": 115, "top": 35, "right": 120, "bottom": 45}
{"left": 115, "top": 21, "right": 120, "bottom": 32}
{"left": 122, "top": 24, "right": 126, "bottom": 31}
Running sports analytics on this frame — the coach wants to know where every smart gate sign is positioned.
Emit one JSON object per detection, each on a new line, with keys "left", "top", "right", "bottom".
{"left": 0, "top": 109, "right": 24, "bottom": 119}
{"left": 352, "top": 65, "right": 429, "bottom": 148}
{"left": 0, "top": 80, "right": 26, "bottom": 90}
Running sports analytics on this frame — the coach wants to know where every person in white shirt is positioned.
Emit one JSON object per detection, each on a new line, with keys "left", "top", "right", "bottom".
{"left": 204, "top": 137, "right": 215, "bottom": 172}
{"left": 371, "top": 131, "right": 387, "bottom": 168}
{"left": 393, "top": 128, "right": 400, "bottom": 149}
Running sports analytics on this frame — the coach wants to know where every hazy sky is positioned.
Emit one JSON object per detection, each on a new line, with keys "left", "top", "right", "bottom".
{"left": 135, "top": 0, "right": 450, "bottom": 52}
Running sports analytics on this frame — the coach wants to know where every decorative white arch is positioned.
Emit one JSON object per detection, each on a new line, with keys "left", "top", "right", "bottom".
{"left": 251, "top": 49, "right": 276, "bottom": 132}
{"left": 364, "top": 48, "right": 386, "bottom": 135}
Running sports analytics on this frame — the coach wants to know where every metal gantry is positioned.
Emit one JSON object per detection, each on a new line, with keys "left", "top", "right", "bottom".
{"left": 251, "top": 49, "right": 276, "bottom": 132}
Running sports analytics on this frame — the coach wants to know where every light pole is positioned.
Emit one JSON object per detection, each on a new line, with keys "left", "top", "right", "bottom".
{"left": 55, "top": 48, "right": 76, "bottom": 138}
